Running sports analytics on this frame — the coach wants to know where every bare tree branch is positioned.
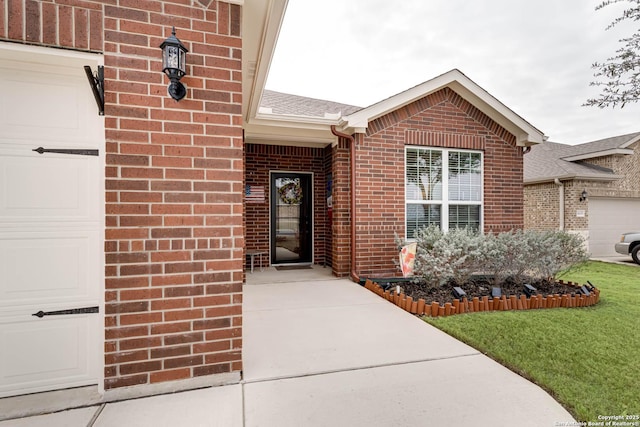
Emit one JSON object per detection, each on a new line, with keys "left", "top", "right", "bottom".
{"left": 585, "top": 0, "right": 640, "bottom": 108}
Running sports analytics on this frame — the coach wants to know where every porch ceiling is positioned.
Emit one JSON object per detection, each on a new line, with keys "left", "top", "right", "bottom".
{"left": 244, "top": 116, "right": 338, "bottom": 147}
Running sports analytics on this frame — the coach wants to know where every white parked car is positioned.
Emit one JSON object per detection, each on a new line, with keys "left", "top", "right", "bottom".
{"left": 614, "top": 232, "right": 640, "bottom": 265}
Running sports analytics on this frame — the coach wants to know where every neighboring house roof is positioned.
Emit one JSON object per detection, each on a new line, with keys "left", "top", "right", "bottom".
{"left": 523, "top": 132, "right": 640, "bottom": 184}
{"left": 559, "top": 131, "right": 640, "bottom": 161}
{"left": 260, "top": 90, "right": 362, "bottom": 118}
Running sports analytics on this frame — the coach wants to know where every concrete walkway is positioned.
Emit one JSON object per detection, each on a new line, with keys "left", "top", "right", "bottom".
{"left": 1, "top": 270, "right": 576, "bottom": 426}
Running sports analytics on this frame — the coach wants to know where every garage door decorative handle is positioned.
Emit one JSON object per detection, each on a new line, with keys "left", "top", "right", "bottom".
{"left": 32, "top": 147, "right": 99, "bottom": 156}
{"left": 32, "top": 306, "right": 99, "bottom": 318}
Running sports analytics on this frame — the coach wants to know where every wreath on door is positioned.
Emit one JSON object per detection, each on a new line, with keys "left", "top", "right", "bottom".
{"left": 278, "top": 182, "right": 303, "bottom": 205}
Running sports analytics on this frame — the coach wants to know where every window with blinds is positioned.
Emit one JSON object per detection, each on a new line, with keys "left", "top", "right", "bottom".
{"left": 406, "top": 147, "right": 482, "bottom": 238}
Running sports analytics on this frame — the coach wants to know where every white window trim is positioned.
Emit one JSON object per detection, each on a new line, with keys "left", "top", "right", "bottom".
{"left": 404, "top": 146, "right": 484, "bottom": 239}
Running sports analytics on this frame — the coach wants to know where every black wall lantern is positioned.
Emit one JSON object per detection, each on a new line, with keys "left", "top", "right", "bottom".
{"left": 579, "top": 189, "right": 588, "bottom": 202}
{"left": 160, "top": 27, "right": 188, "bottom": 101}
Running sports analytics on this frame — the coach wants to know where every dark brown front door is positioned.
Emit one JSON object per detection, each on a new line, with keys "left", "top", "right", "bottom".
{"left": 270, "top": 172, "right": 312, "bottom": 264}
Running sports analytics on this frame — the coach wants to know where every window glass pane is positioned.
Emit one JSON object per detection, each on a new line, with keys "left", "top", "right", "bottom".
{"left": 449, "top": 205, "right": 480, "bottom": 231}
{"left": 448, "top": 152, "right": 481, "bottom": 201}
{"left": 406, "top": 204, "right": 441, "bottom": 238}
{"left": 406, "top": 149, "right": 442, "bottom": 201}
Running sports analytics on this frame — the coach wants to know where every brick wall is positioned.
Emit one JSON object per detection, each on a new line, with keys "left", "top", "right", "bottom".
{"left": 323, "top": 145, "right": 333, "bottom": 268}
{"left": 245, "top": 144, "right": 329, "bottom": 268}
{"left": 524, "top": 182, "right": 561, "bottom": 230}
{"left": 331, "top": 138, "right": 352, "bottom": 277}
{"left": 3, "top": 0, "right": 244, "bottom": 391}
{"left": 563, "top": 181, "right": 589, "bottom": 232}
{"left": 102, "top": 0, "right": 243, "bottom": 390}
{"left": 0, "top": 0, "right": 103, "bottom": 51}
{"left": 355, "top": 88, "right": 523, "bottom": 277}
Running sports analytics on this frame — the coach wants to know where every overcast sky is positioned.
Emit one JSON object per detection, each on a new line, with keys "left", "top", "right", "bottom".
{"left": 265, "top": 0, "right": 640, "bottom": 145}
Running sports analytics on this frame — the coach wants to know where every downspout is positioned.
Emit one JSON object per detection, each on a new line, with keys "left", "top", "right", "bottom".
{"left": 554, "top": 178, "right": 565, "bottom": 231}
{"left": 330, "top": 125, "right": 359, "bottom": 282}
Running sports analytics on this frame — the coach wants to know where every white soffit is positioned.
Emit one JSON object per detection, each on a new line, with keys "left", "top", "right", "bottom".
{"left": 242, "top": 0, "right": 288, "bottom": 123}
{"left": 340, "top": 69, "right": 546, "bottom": 147}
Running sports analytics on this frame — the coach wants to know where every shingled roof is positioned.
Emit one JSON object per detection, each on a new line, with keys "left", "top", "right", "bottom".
{"left": 524, "top": 132, "right": 640, "bottom": 183}
{"left": 260, "top": 89, "right": 362, "bottom": 118}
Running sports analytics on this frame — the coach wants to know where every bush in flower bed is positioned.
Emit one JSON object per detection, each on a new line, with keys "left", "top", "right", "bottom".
{"left": 371, "top": 228, "right": 595, "bottom": 317}
{"left": 401, "top": 226, "right": 590, "bottom": 290}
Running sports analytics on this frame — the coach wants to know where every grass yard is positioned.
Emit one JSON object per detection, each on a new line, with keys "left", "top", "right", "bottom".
{"left": 424, "top": 261, "right": 640, "bottom": 422}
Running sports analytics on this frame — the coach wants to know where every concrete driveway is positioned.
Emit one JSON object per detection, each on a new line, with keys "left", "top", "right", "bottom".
{"left": 241, "top": 271, "right": 575, "bottom": 426}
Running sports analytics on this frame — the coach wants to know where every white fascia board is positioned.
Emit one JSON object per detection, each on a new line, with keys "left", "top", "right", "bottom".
{"left": 621, "top": 134, "right": 640, "bottom": 149}
{"left": 243, "top": 0, "right": 288, "bottom": 123}
{"left": 253, "top": 112, "right": 339, "bottom": 127}
{"left": 340, "top": 69, "right": 546, "bottom": 146}
{"left": 524, "top": 174, "right": 622, "bottom": 185}
{"left": 562, "top": 148, "right": 635, "bottom": 162}
{"left": 524, "top": 174, "right": 576, "bottom": 185}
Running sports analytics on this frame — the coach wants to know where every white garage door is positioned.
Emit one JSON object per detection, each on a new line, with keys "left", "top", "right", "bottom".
{"left": 0, "top": 44, "right": 104, "bottom": 397}
{"left": 589, "top": 198, "right": 640, "bottom": 257}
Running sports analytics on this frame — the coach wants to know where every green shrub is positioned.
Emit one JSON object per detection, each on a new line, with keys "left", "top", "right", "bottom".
{"left": 406, "top": 226, "right": 588, "bottom": 289}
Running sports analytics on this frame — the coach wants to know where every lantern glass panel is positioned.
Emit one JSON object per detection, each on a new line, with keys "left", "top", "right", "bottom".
{"left": 178, "top": 50, "right": 186, "bottom": 75}
{"left": 166, "top": 46, "right": 179, "bottom": 69}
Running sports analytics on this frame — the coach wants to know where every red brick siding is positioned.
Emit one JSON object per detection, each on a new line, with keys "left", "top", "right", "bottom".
{"left": 103, "top": 1, "right": 243, "bottom": 390}
{"left": 355, "top": 88, "right": 523, "bottom": 277}
{"left": 3, "top": 0, "right": 244, "bottom": 390}
{"left": 329, "top": 139, "right": 353, "bottom": 276}
{"left": 244, "top": 144, "right": 329, "bottom": 268}
{"left": 1, "top": 0, "right": 103, "bottom": 51}
{"left": 323, "top": 145, "right": 333, "bottom": 268}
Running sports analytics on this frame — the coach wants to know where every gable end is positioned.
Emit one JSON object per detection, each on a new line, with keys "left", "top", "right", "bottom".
{"left": 366, "top": 88, "right": 517, "bottom": 147}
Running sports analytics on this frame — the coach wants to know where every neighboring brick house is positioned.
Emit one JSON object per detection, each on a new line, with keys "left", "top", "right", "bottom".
{"left": 524, "top": 133, "right": 640, "bottom": 256}
{"left": 0, "top": 0, "right": 545, "bottom": 417}
{"left": 244, "top": 70, "right": 545, "bottom": 279}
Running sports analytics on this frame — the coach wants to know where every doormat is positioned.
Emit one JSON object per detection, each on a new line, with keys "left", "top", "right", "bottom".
{"left": 275, "top": 265, "right": 313, "bottom": 271}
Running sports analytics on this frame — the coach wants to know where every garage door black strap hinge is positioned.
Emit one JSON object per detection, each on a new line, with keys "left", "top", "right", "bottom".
{"left": 32, "top": 147, "right": 99, "bottom": 156}
{"left": 84, "top": 65, "right": 104, "bottom": 116}
{"left": 32, "top": 306, "right": 99, "bottom": 318}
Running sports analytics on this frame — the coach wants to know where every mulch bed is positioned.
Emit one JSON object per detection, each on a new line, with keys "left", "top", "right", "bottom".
{"left": 363, "top": 276, "right": 600, "bottom": 318}
{"left": 397, "top": 277, "right": 585, "bottom": 306}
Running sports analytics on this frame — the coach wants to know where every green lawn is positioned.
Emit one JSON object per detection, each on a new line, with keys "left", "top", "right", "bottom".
{"left": 424, "top": 261, "right": 640, "bottom": 422}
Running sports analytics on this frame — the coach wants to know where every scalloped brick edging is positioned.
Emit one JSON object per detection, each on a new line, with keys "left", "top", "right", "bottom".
{"left": 363, "top": 279, "right": 600, "bottom": 318}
